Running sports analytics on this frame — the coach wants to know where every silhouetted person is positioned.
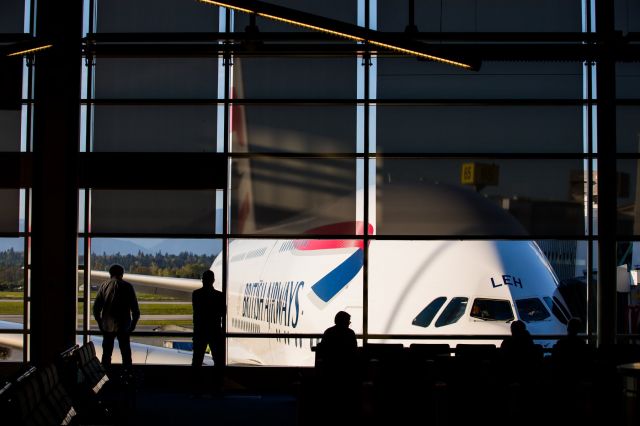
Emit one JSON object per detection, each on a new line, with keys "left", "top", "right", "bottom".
{"left": 317, "top": 311, "right": 358, "bottom": 377}
{"left": 500, "top": 320, "right": 538, "bottom": 385}
{"left": 93, "top": 264, "right": 140, "bottom": 374}
{"left": 191, "top": 270, "right": 225, "bottom": 394}
{"left": 315, "top": 311, "right": 359, "bottom": 422}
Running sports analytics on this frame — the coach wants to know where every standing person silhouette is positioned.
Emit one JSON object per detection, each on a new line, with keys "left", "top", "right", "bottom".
{"left": 93, "top": 264, "right": 140, "bottom": 376}
{"left": 191, "top": 270, "right": 225, "bottom": 395}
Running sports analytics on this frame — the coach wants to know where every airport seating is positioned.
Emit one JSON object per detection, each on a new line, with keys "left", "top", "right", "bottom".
{"left": 1, "top": 363, "right": 77, "bottom": 426}
{"left": 75, "top": 341, "right": 110, "bottom": 397}
{"left": 407, "top": 343, "right": 453, "bottom": 385}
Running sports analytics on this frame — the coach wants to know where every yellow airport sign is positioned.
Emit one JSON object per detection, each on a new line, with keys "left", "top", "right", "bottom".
{"left": 461, "top": 162, "right": 499, "bottom": 188}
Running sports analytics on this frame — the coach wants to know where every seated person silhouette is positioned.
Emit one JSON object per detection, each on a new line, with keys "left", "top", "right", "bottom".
{"left": 315, "top": 311, "right": 359, "bottom": 422}
{"left": 500, "top": 320, "right": 537, "bottom": 384}
{"left": 317, "top": 311, "right": 357, "bottom": 379}
{"left": 552, "top": 318, "right": 588, "bottom": 383}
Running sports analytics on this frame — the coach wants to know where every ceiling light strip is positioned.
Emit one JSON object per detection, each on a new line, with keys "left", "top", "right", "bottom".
{"left": 7, "top": 44, "right": 53, "bottom": 57}
{"left": 199, "top": 0, "right": 475, "bottom": 70}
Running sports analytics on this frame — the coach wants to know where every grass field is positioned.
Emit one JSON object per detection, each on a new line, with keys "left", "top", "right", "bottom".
{"left": 0, "top": 291, "right": 184, "bottom": 302}
{"left": 0, "top": 292, "right": 23, "bottom": 300}
{"left": 0, "top": 301, "right": 23, "bottom": 315}
{"left": 1, "top": 301, "right": 192, "bottom": 317}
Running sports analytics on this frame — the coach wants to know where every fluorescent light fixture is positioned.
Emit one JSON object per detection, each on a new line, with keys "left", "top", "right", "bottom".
{"left": 7, "top": 44, "right": 53, "bottom": 57}
{"left": 199, "top": 0, "right": 478, "bottom": 70}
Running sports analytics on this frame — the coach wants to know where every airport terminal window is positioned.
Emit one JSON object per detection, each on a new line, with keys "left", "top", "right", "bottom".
{"left": 230, "top": 158, "right": 359, "bottom": 234}
{"left": 80, "top": 237, "right": 221, "bottom": 363}
{"left": 376, "top": 105, "right": 584, "bottom": 154}
{"left": 90, "top": 105, "right": 219, "bottom": 152}
{"left": 90, "top": 190, "right": 219, "bottom": 235}
{"left": 470, "top": 299, "right": 514, "bottom": 322}
{"left": 57, "top": 0, "right": 623, "bottom": 367}
{"left": 377, "top": 0, "right": 582, "bottom": 32}
{"left": 232, "top": 104, "right": 359, "bottom": 154}
{"left": 377, "top": 60, "right": 583, "bottom": 100}
{"left": 95, "top": 0, "right": 220, "bottom": 33}
{"left": 435, "top": 297, "right": 468, "bottom": 328}
{"left": 515, "top": 298, "right": 551, "bottom": 323}
{"left": 375, "top": 159, "right": 586, "bottom": 236}
{"left": 233, "top": 57, "right": 357, "bottom": 100}
{"left": 232, "top": 0, "right": 358, "bottom": 33}
{"left": 412, "top": 297, "right": 447, "bottom": 328}
{"left": 92, "top": 57, "right": 220, "bottom": 100}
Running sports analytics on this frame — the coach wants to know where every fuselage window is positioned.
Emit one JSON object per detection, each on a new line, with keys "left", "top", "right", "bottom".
{"left": 543, "top": 296, "right": 568, "bottom": 324}
{"left": 470, "top": 298, "right": 514, "bottom": 321}
{"left": 434, "top": 297, "right": 468, "bottom": 327}
{"left": 516, "top": 298, "right": 551, "bottom": 322}
{"left": 412, "top": 297, "right": 447, "bottom": 328}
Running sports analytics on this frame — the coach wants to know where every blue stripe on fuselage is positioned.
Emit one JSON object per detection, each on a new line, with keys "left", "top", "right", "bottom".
{"left": 311, "top": 249, "right": 363, "bottom": 302}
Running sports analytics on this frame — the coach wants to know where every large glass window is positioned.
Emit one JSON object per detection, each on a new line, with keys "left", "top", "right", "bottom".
{"left": 375, "top": 159, "right": 586, "bottom": 236}
{"left": 96, "top": 0, "right": 220, "bottom": 33}
{"left": 64, "top": 0, "right": 614, "bottom": 367}
{"left": 378, "top": 0, "right": 582, "bottom": 32}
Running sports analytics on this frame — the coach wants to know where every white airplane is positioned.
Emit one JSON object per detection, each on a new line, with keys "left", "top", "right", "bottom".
{"left": 0, "top": 319, "right": 207, "bottom": 365}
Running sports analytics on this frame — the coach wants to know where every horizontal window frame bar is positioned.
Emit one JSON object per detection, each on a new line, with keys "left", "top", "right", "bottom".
{"left": 80, "top": 99, "right": 596, "bottom": 105}
{"left": 78, "top": 232, "right": 223, "bottom": 239}
{"left": 76, "top": 330, "right": 573, "bottom": 340}
{"left": 82, "top": 41, "right": 640, "bottom": 61}
{"left": 227, "top": 152, "right": 593, "bottom": 158}
{"left": 78, "top": 233, "right": 597, "bottom": 240}
{"left": 85, "top": 32, "right": 606, "bottom": 44}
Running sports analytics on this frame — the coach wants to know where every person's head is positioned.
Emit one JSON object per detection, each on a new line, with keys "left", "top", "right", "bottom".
{"left": 510, "top": 320, "right": 527, "bottom": 336}
{"left": 109, "top": 264, "right": 124, "bottom": 279}
{"left": 334, "top": 311, "right": 351, "bottom": 328}
{"left": 202, "top": 270, "right": 215, "bottom": 287}
{"left": 567, "top": 317, "right": 582, "bottom": 336}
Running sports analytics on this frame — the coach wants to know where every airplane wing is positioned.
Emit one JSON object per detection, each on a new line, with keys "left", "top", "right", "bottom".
{"left": 82, "top": 270, "right": 201, "bottom": 293}
{"left": 0, "top": 321, "right": 22, "bottom": 350}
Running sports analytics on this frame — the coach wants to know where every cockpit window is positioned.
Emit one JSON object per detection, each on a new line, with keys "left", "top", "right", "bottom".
{"left": 470, "top": 298, "right": 514, "bottom": 321}
{"left": 543, "top": 296, "right": 568, "bottom": 324}
{"left": 412, "top": 297, "right": 447, "bottom": 328}
{"left": 435, "top": 297, "right": 468, "bottom": 327}
{"left": 516, "top": 298, "right": 550, "bottom": 322}
{"left": 553, "top": 296, "right": 572, "bottom": 320}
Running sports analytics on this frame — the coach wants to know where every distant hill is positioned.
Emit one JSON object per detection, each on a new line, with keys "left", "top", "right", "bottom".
{"left": 90, "top": 238, "right": 221, "bottom": 256}
{"left": 150, "top": 239, "right": 222, "bottom": 256}
{"left": 90, "top": 239, "right": 151, "bottom": 256}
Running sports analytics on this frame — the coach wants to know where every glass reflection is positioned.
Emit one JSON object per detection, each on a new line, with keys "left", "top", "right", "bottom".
{"left": 375, "top": 159, "right": 586, "bottom": 236}
{"left": 230, "top": 158, "right": 358, "bottom": 234}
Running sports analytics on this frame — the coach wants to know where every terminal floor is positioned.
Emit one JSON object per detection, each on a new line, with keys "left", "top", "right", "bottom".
{"left": 129, "top": 390, "right": 298, "bottom": 426}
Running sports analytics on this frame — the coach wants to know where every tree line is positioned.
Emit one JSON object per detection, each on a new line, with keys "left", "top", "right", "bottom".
{"left": 89, "top": 251, "right": 215, "bottom": 279}
{"left": 0, "top": 249, "right": 24, "bottom": 291}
